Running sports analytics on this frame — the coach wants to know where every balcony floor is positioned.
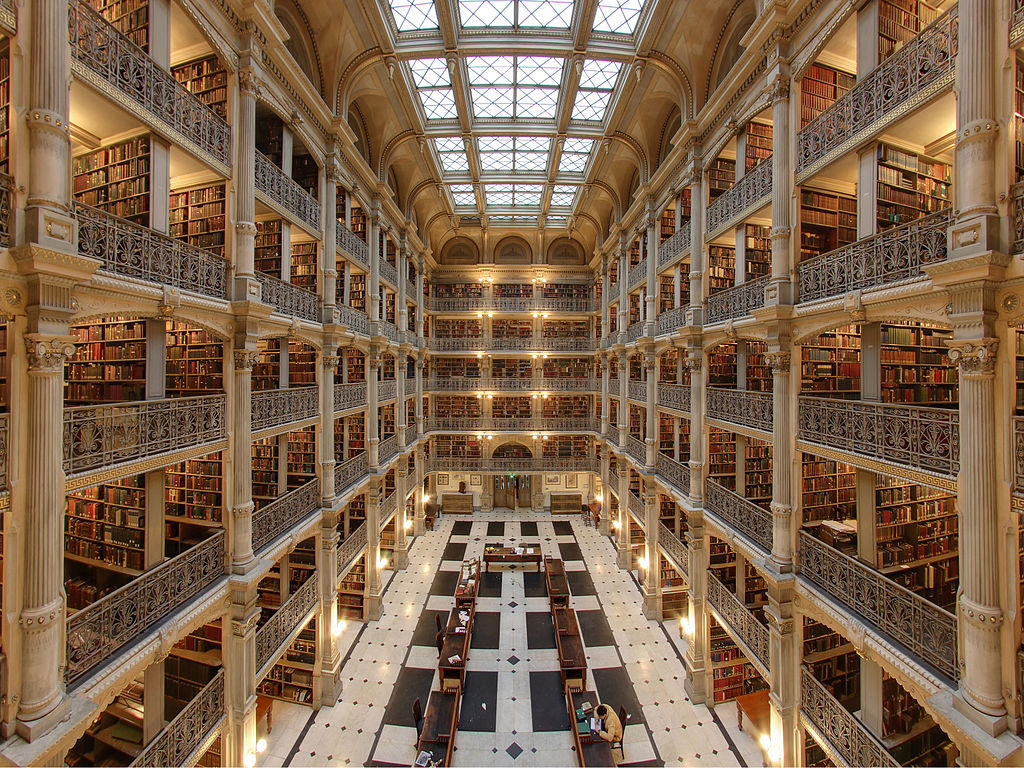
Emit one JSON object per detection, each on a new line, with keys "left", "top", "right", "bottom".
{"left": 258, "top": 513, "right": 762, "bottom": 768}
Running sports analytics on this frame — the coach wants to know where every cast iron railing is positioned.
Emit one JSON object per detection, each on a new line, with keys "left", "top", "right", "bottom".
{"left": 706, "top": 157, "right": 772, "bottom": 236}
{"left": 255, "top": 572, "right": 320, "bottom": 673}
{"left": 706, "top": 276, "right": 769, "bottom": 325}
{"left": 706, "top": 387, "right": 773, "bottom": 433}
{"left": 254, "top": 150, "right": 321, "bottom": 232}
{"left": 705, "top": 478, "right": 773, "bottom": 554}
{"left": 252, "top": 386, "right": 319, "bottom": 431}
{"left": 131, "top": 670, "right": 225, "bottom": 767}
{"left": 252, "top": 479, "right": 321, "bottom": 553}
{"left": 707, "top": 571, "right": 769, "bottom": 669}
{"left": 255, "top": 272, "right": 320, "bottom": 323}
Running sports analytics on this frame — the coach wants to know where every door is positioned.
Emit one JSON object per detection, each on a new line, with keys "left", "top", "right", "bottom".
{"left": 494, "top": 475, "right": 515, "bottom": 509}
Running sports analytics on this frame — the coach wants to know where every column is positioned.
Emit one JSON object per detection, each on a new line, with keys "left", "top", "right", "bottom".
{"left": 222, "top": 594, "right": 259, "bottom": 768}
{"left": 645, "top": 217, "right": 658, "bottom": 335}
{"left": 617, "top": 352, "right": 628, "bottom": 448}
{"left": 686, "top": 167, "right": 704, "bottom": 327}
{"left": 685, "top": 351, "right": 704, "bottom": 507}
{"left": 368, "top": 208, "right": 381, "bottom": 326}
{"left": 320, "top": 352, "right": 339, "bottom": 504}
{"left": 767, "top": 597, "right": 798, "bottom": 767}
{"left": 768, "top": 72, "right": 792, "bottom": 303}
{"left": 368, "top": 352, "right": 380, "bottom": 468}
{"left": 396, "top": 351, "right": 407, "bottom": 448}
{"left": 600, "top": 352, "right": 610, "bottom": 437}
{"left": 393, "top": 456, "right": 409, "bottom": 570}
{"left": 414, "top": 444, "right": 426, "bottom": 535}
{"left": 599, "top": 450, "right": 611, "bottom": 536}
{"left": 616, "top": 470, "right": 630, "bottom": 570}
{"left": 416, "top": 255, "right": 426, "bottom": 342}
{"left": 234, "top": 70, "right": 260, "bottom": 294}
{"left": 397, "top": 240, "right": 409, "bottom": 335}
{"left": 617, "top": 239, "right": 628, "bottom": 342}
{"left": 641, "top": 488, "right": 660, "bottom": 619}
{"left": 766, "top": 346, "right": 793, "bottom": 571}
{"left": 323, "top": 162, "right": 340, "bottom": 323}
{"left": 230, "top": 349, "right": 258, "bottom": 572}
{"left": 415, "top": 354, "right": 425, "bottom": 436}
{"left": 600, "top": 257, "right": 610, "bottom": 342}
{"left": 365, "top": 479, "right": 383, "bottom": 620}
{"left": 683, "top": 510, "right": 708, "bottom": 704}
{"left": 644, "top": 349, "right": 657, "bottom": 468}
{"left": 318, "top": 506, "right": 344, "bottom": 705}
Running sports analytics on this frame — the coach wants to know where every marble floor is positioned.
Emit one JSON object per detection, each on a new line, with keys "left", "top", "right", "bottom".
{"left": 258, "top": 513, "right": 763, "bottom": 767}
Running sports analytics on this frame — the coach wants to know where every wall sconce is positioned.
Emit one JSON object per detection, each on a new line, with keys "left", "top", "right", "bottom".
{"left": 404, "top": 518, "right": 413, "bottom": 530}
{"left": 637, "top": 555, "right": 649, "bottom": 570}
{"left": 595, "top": 493, "right": 603, "bottom": 503}
{"left": 244, "top": 754, "right": 256, "bottom": 768}
{"left": 378, "top": 556, "right": 390, "bottom": 569}
{"left": 256, "top": 740, "right": 268, "bottom": 755}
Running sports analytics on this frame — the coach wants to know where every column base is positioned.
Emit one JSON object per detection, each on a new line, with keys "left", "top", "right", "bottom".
{"left": 393, "top": 546, "right": 409, "bottom": 571}
{"left": 952, "top": 689, "right": 1008, "bottom": 738}
{"left": 616, "top": 545, "right": 631, "bottom": 570}
{"left": 365, "top": 590, "right": 383, "bottom": 621}
{"left": 16, "top": 694, "right": 70, "bottom": 742}
{"left": 414, "top": 517, "right": 426, "bottom": 537}
{"left": 320, "top": 661, "right": 344, "bottom": 707}
{"left": 642, "top": 588, "right": 660, "bottom": 620}
{"left": 683, "top": 659, "right": 707, "bottom": 705}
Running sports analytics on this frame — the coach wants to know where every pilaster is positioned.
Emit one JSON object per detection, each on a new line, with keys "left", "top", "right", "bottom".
{"left": 765, "top": 347, "right": 793, "bottom": 572}
{"left": 683, "top": 512, "right": 708, "bottom": 704}
{"left": 364, "top": 478, "right": 383, "bottom": 621}
{"left": 641, "top": 489, "right": 660, "bottom": 619}
{"left": 318, "top": 509, "right": 344, "bottom": 706}
{"left": 616, "top": 470, "right": 630, "bottom": 570}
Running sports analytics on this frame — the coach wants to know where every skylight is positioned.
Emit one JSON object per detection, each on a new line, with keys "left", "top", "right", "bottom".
{"left": 592, "top": 0, "right": 644, "bottom": 35}
{"left": 558, "top": 138, "right": 595, "bottom": 173}
{"left": 466, "top": 56, "right": 564, "bottom": 120}
{"left": 409, "top": 59, "right": 458, "bottom": 121}
{"left": 458, "top": 0, "right": 575, "bottom": 29}
{"left": 477, "top": 136, "right": 550, "bottom": 173}
{"left": 484, "top": 184, "right": 544, "bottom": 207}
{"left": 549, "top": 184, "right": 578, "bottom": 208}
{"left": 433, "top": 137, "right": 470, "bottom": 172}
{"left": 388, "top": 0, "right": 439, "bottom": 31}
{"left": 448, "top": 184, "right": 478, "bottom": 207}
{"left": 572, "top": 60, "right": 621, "bottom": 121}
{"left": 489, "top": 215, "right": 538, "bottom": 224}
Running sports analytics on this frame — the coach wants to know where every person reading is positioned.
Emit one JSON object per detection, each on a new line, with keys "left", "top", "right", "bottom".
{"left": 592, "top": 704, "right": 622, "bottom": 744}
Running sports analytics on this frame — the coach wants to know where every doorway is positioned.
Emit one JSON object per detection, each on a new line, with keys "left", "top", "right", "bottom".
{"left": 493, "top": 474, "right": 531, "bottom": 510}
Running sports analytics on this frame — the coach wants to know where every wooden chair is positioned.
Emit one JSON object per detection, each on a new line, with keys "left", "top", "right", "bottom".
{"left": 435, "top": 613, "right": 443, "bottom": 633}
{"left": 435, "top": 630, "right": 445, "bottom": 656}
{"left": 611, "top": 706, "right": 628, "bottom": 762}
{"left": 412, "top": 698, "right": 424, "bottom": 736}
{"left": 564, "top": 670, "right": 584, "bottom": 694}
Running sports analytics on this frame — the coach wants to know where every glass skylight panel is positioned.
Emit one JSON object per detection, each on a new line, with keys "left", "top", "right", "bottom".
{"left": 477, "top": 136, "right": 551, "bottom": 173}
{"left": 490, "top": 215, "right": 537, "bottom": 224}
{"left": 572, "top": 90, "right": 611, "bottom": 121}
{"left": 459, "top": 0, "right": 515, "bottom": 26}
{"left": 546, "top": 216, "right": 568, "bottom": 226}
{"left": 572, "top": 60, "right": 621, "bottom": 122}
{"left": 480, "top": 150, "right": 515, "bottom": 171}
{"left": 592, "top": 0, "right": 644, "bottom": 34}
{"left": 410, "top": 59, "right": 458, "bottom": 121}
{"left": 518, "top": 57, "right": 563, "bottom": 86}
{"left": 449, "top": 184, "right": 477, "bottom": 207}
{"left": 458, "top": 1, "right": 573, "bottom": 29}
{"left": 433, "top": 137, "right": 470, "bottom": 172}
{"left": 558, "top": 138, "right": 594, "bottom": 173}
{"left": 519, "top": 0, "right": 574, "bottom": 27}
{"left": 484, "top": 184, "right": 543, "bottom": 207}
{"left": 389, "top": 0, "right": 439, "bottom": 31}
{"left": 549, "top": 184, "right": 578, "bottom": 207}
{"left": 467, "top": 56, "right": 563, "bottom": 121}
{"left": 516, "top": 151, "right": 548, "bottom": 171}
{"left": 578, "top": 59, "right": 621, "bottom": 90}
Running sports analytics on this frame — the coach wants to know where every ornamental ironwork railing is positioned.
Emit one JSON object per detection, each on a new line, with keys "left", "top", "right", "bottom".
{"left": 335, "top": 382, "right": 366, "bottom": 411}
{"left": 0, "top": 172, "right": 11, "bottom": 248}
{"left": 608, "top": 468, "right": 620, "bottom": 489}
{"left": 337, "top": 224, "right": 369, "bottom": 267}
{"left": 627, "top": 435, "right": 647, "bottom": 465}
{"left": 628, "top": 492, "right": 645, "bottom": 531}
{"left": 131, "top": 670, "right": 225, "bottom": 767}
{"left": 706, "top": 276, "right": 769, "bottom": 325}
{"left": 425, "top": 377, "right": 599, "bottom": 392}
{"left": 707, "top": 571, "right": 770, "bottom": 669}
{"left": 378, "top": 434, "right": 398, "bottom": 464}
{"left": 252, "top": 479, "right": 321, "bottom": 553}
{"left": 1015, "top": 417, "right": 1024, "bottom": 493}
{"left": 1014, "top": 0, "right": 1024, "bottom": 47}
{"left": 67, "top": 0, "right": 231, "bottom": 168}
{"left": 254, "top": 150, "right": 321, "bottom": 232}
{"left": 0, "top": 413, "right": 7, "bottom": 491}
{"left": 706, "top": 157, "right": 772, "bottom": 236}
{"left": 625, "top": 323, "right": 645, "bottom": 343}
{"left": 656, "top": 306, "right": 687, "bottom": 336}
{"left": 798, "top": 396, "right": 959, "bottom": 478}
{"left": 405, "top": 423, "right": 417, "bottom": 444}
{"left": 658, "top": 522, "right": 688, "bottom": 578}
{"left": 405, "top": 279, "right": 417, "bottom": 302}
{"left": 658, "top": 227, "right": 690, "bottom": 268}
{"left": 380, "top": 260, "right": 399, "bottom": 287}
{"left": 424, "top": 417, "right": 599, "bottom": 432}
{"left": 373, "top": 320, "right": 399, "bottom": 342}
{"left": 427, "top": 337, "right": 595, "bottom": 352}
{"left": 66, "top": 531, "right": 225, "bottom": 684}
{"left": 335, "top": 451, "right": 368, "bottom": 492}
{"left": 0, "top": 0, "right": 14, "bottom": 35}
{"left": 799, "top": 531, "right": 958, "bottom": 681}
{"left": 426, "top": 297, "right": 596, "bottom": 313}
{"left": 378, "top": 380, "right": 397, "bottom": 401}
{"left": 337, "top": 522, "right": 367, "bottom": 578}
{"left": 656, "top": 453, "right": 690, "bottom": 496}
{"left": 798, "top": 209, "right": 950, "bottom": 303}
{"left": 63, "top": 394, "right": 225, "bottom": 476}
{"left": 380, "top": 491, "right": 398, "bottom": 524}
{"left": 628, "top": 380, "right": 647, "bottom": 402}
{"left": 705, "top": 478, "right": 773, "bottom": 554}
{"left": 252, "top": 386, "right": 319, "bottom": 431}
{"left": 606, "top": 428, "right": 620, "bottom": 447}
{"left": 424, "top": 457, "right": 598, "bottom": 474}
{"left": 336, "top": 304, "right": 369, "bottom": 335}
{"left": 800, "top": 667, "right": 899, "bottom": 768}
{"left": 256, "top": 572, "right": 320, "bottom": 673}
{"left": 255, "top": 272, "right": 320, "bottom": 323}
{"left": 1012, "top": 181, "right": 1024, "bottom": 255}
{"left": 627, "top": 258, "right": 647, "bottom": 291}
{"left": 706, "top": 387, "right": 773, "bottom": 433}
{"left": 796, "top": 6, "right": 958, "bottom": 177}
{"left": 658, "top": 383, "right": 691, "bottom": 413}
{"left": 76, "top": 203, "right": 229, "bottom": 300}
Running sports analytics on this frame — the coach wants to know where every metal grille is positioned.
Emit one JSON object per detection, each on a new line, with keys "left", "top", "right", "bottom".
{"left": 658, "top": 383, "right": 691, "bottom": 413}
{"left": 706, "top": 157, "right": 772, "bottom": 236}
{"left": 337, "top": 224, "right": 369, "bottom": 268}
{"left": 658, "top": 522, "right": 688, "bottom": 578}
{"left": 706, "top": 276, "right": 769, "bottom": 325}
{"left": 704, "top": 478, "right": 773, "bottom": 554}
{"left": 335, "top": 382, "right": 367, "bottom": 411}
{"left": 656, "top": 306, "right": 687, "bottom": 336}
{"left": 255, "top": 272, "right": 320, "bottom": 322}
{"left": 131, "top": 670, "right": 225, "bottom": 767}
{"left": 255, "top": 572, "right": 321, "bottom": 673}
{"left": 656, "top": 453, "right": 690, "bottom": 496}
{"left": 378, "top": 380, "right": 398, "bottom": 401}
{"left": 378, "top": 434, "right": 399, "bottom": 464}
{"left": 337, "top": 522, "right": 367, "bottom": 578}
{"left": 253, "top": 479, "right": 321, "bottom": 553}
{"left": 254, "top": 150, "right": 321, "bottom": 232}
{"left": 658, "top": 227, "right": 690, "bottom": 268}
{"left": 252, "top": 386, "right": 319, "bottom": 431}
{"left": 707, "top": 571, "right": 769, "bottom": 670}
{"left": 335, "top": 452, "right": 368, "bottom": 492}
{"left": 706, "top": 387, "right": 772, "bottom": 433}
{"left": 336, "top": 305, "right": 369, "bottom": 335}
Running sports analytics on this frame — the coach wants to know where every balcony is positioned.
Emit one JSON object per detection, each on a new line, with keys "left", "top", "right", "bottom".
{"left": 796, "top": 6, "right": 958, "bottom": 180}
{"left": 380, "top": 490, "right": 398, "bottom": 526}
{"left": 799, "top": 531, "right": 958, "bottom": 681}
{"left": 378, "top": 380, "right": 397, "bottom": 402}
{"left": 337, "top": 224, "right": 369, "bottom": 269}
{"left": 657, "top": 522, "right": 689, "bottom": 580}
{"left": 658, "top": 227, "right": 691, "bottom": 269}
{"left": 656, "top": 306, "right": 687, "bottom": 336}
{"left": 335, "top": 452, "right": 368, "bottom": 493}
{"left": 256, "top": 572, "right": 321, "bottom": 675}
{"left": 606, "top": 428, "right": 620, "bottom": 447}
{"left": 628, "top": 491, "right": 644, "bottom": 530}
{"left": 706, "top": 157, "right": 772, "bottom": 238}
{"left": 378, "top": 261, "right": 398, "bottom": 289}
{"left": 425, "top": 417, "right": 600, "bottom": 433}
{"left": 0, "top": 0, "right": 13, "bottom": 35}
{"left": 656, "top": 453, "right": 690, "bottom": 496}
{"left": 131, "top": 670, "right": 225, "bottom": 767}
{"left": 608, "top": 467, "right": 620, "bottom": 488}
{"left": 797, "top": 209, "right": 950, "bottom": 304}
{"left": 706, "top": 276, "right": 769, "bottom": 326}
{"left": 66, "top": 531, "right": 225, "bottom": 685}
{"left": 627, "top": 435, "right": 646, "bottom": 465}
{"left": 254, "top": 150, "right": 321, "bottom": 233}
{"left": 1014, "top": 0, "right": 1024, "bottom": 47}
{"left": 627, "top": 258, "right": 647, "bottom": 291}
{"left": 252, "top": 386, "right": 319, "bottom": 432}
{"left": 628, "top": 381, "right": 647, "bottom": 402}
{"left": 798, "top": 396, "right": 959, "bottom": 480}
{"left": 335, "top": 382, "right": 367, "bottom": 412}
{"left": 800, "top": 667, "right": 899, "bottom": 768}
{"left": 706, "top": 387, "right": 773, "bottom": 433}
{"left": 428, "top": 337, "right": 595, "bottom": 352}
{"left": 63, "top": 394, "right": 226, "bottom": 477}
{"left": 624, "top": 323, "right": 644, "bottom": 343}
{"left": 378, "top": 434, "right": 398, "bottom": 464}
{"left": 253, "top": 479, "right": 321, "bottom": 553}
{"left": 336, "top": 304, "right": 369, "bottom": 335}
{"left": 706, "top": 571, "right": 770, "bottom": 670}
{"left": 406, "top": 278, "right": 417, "bottom": 303}
{"left": 77, "top": 203, "right": 229, "bottom": 301}
{"left": 1012, "top": 182, "right": 1024, "bottom": 255}
{"left": 337, "top": 522, "right": 367, "bottom": 579}
{"left": 426, "top": 296, "right": 596, "bottom": 313}
{"left": 67, "top": 0, "right": 231, "bottom": 171}
{"left": 405, "top": 422, "right": 417, "bottom": 445}
{"left": 658, "top": 383, "right": 691, "bottom": 413}
{"left": 0, "top": 172, "right": 10, "bottom": 248}
{"left": 372, "top": 319, "right": 400, "bottom": 343}
{"left": 425, "top": 377, "right": 599, "bottom": 393}
{"left": 704, "top": 479, "right": 773, "bottom": 555}
{"left": 424, "top": 457, "right": 599, "bottom": 474}
{"left": 255, "top": 272, "right": 320, "bottom": 323}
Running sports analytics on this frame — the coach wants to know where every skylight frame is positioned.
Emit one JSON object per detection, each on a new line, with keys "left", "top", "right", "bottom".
{"left": 571, "top": 60, "right": 623, "bottom": 123}
{"left": 386, "top": 0, "right": 440, "bottom": 33}
{"left": 483, "top": 183, "right": 545, "bottom": 209}
{"left": 409, "top": 59, "right": 460, "bottom": 122}
{"left": 476, "top": 135, "right": 552, "bottom": 175}
{"left": 591, "top": 0, "right": 646, "bottom": 36}
{"left": 466, "top": 55, "right": 565, "bottom": 122}
{"left": 456, "top": 0, "right": 576, "bottom": 31}
{"left": 432, "top": 137, "right": 472, "bottom": 174}
{"left": 557, "top": 137, "right": 596, "bottom": 175}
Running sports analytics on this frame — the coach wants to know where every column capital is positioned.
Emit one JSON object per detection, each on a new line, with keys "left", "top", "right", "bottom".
{"left": 682, "top": 353, "right": 702, "bottom": 373}
{"left": 769, "top": 73, "right": 790, "bottom": 105}
{"left": 25, "top": 334, "right": 76, "bottom": 372}
{"left": 947, "top": 338, "right": 999, "bottom": 375}
{"left": 233, "top": 349, "right": 260, "bottom": 370}
{"left": 764, "top": 351, "right": 791, "bottom": 373}
{"left": 238, "top": 68, "right": 263, "bottom": 98}
{"left": 322, "top": 354, "right": 341, "bottom": 370}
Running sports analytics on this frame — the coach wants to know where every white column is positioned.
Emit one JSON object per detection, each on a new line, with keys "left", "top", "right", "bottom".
{"left": 644, "top": 350, "right": 657, "bottom": 468}
{"left": 414, "top": 445, "right": 426, "bottom": 535}
{"left": 618, "top": 352, "right": 628, "bottom": 447}
{"left": 645, "top": 218, "right": 658, "bottom": 334}
{"left": 365, "top": 480, "right": 383, "bottom": 620}
{"left": 685, "top": 351, "right": 704, "bottom": 506}
{"left": 368, "top": 352, "right": 380, "bottom": 468}
{"left": 641, "top": 489, "right": 659, "bottom": 618}
{"left": 323, "top": 163, "right": 340, "bottom": 323}
{"left": 320, "top": 353, "right": 339, "bottom": 503}
{"left": 318, "top": 507, "right": 343, "bottom": 705}
{"left": 234, "top": 71, "right": 260, "bottom": 293}
{"left": 231, "top": 350, "right": 258, "bottom": 572}
{"left": 768, "top": 73, "right": 792, "bottom": 303}
{"left": 396, "top": 351, "right": 407, "bottom": 448}
{"left": 600, "top": 352, "right": 610, "bottom": 437}
{"left": 415, "top": 354, "right": 425, "bottom": 436}
{"left": 687, "top": 168, "right": 704, "bottom": 326}
{"left": 766, "top": 347, "right": 793, "bottom": 571}
{"left": 393, "top": 456, "right": 409, "bottom": 570}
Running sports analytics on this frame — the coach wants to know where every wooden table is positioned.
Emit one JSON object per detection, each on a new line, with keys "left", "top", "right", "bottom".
{"left": 440, "top": 607, "right": 473, "bottom": 692}
{"left": 454, "top": 559, "right": 479, "bottom": 607}
{"left": 445, "top": 603, "right": 475, "bottom": 636}
{"left": 545, "top": 557, "right": 570, "bottom": 608}
{"left": 554, "top": 606, "right": 587, "bottom": 691}
{"left": 483, "top": 544, "right": 542, "bottom": 571}
{"left": 736, "top": 689, "right": 770, "bottom": 734}
{"left": 567, "top": 690, "right": 615, "bottom": 767}
{"left": 416, "top": 689, "right": 460, "bottom": 766}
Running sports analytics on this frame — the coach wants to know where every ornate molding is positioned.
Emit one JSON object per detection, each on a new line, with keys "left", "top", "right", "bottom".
{"left": 946, "top": 338, "right": 998, "bottom": 376}
{"left": 764, "top": 351, "right": 791, "bottom": 373}
{"left": 25, "top": 335, "right": 76, "bottom": 372}
{"left": 234, "top": 350, "right": 260, "bottom": 370}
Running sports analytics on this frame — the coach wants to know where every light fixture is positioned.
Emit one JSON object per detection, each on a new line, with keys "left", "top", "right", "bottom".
{"left": 595, "top": 493, "right": 603, "bottom": 503}
{"left": 244, "top": 753, "right": 256, "bottom": 768}
{"left": 378, "top": 556, "right": 390, "bottom": 568}
{"left": 611, "top": 520, "right": 620, "bottom": 530}
{"left": 256, "top": 739, "right": 268, "bottom": 755}
{"left": 487, "top": 393, "right": 493, "bottom": 399}
{"left": 487, "top": 312, "right": 494, "bottom": 318}
{"left": 759, "top": 735, "right": 772, "bottom": 751}
{"left": 422, "top": 492, "right": 430, "bottom": 503}
{"left": 476, "top": 393, "right": 483, "bottom": 399}
{"left": 404, "top": 518, "right": 413, "bottom": 530}
{"left": 638, "top": 555, "right": 649, "bottom": 570}
{"left": 679, "top": 616, "right": 694, "bottom": 638}
{"left": 477, "top": 312, "right": 483, "bottom": 317}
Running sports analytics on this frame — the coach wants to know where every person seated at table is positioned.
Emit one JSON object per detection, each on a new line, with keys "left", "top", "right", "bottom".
{"left": 593, "top": 704, "right": 622, "bottom": 744}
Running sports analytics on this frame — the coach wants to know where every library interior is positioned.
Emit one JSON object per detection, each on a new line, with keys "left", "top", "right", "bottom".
{"left": 0, "top": 0, "right": 1023, "bottom": 765}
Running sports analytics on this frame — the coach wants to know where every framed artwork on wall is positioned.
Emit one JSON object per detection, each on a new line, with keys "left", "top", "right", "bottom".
{"left": 470, "top": 474, "right": 482, "bottom": 486}
{"left": 566, "top": 475, "right": 578, "bottom": 489}
{"left": 438, "top": 473, "right": 449, "bottom": 486}
{"left": 545, "top": 475, "right": 559, "bottom": 484}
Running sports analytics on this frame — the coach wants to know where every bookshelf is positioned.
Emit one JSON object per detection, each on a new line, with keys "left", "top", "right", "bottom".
{"left": 65, "top": 679, "right": 145, "bottom": 766}
{"left": 435, "top": 396, "right": 482, "bottom": 419}
{"left": 708, "top": 428, "right": 736, "bottom": 490}
{"left": 288, "top": 341, "right": 317, "bottom": 386}
{"left": 172, "top": 620, "right": 222, "bottom": 668}
{"left": 707, "top": 343, "right": 737, "bottom": 388}
{"left": 629, "top": 517, "right": 644, "bottom": 571}
{"left": 707, "top": 157, "right": 736, "bottom": 202}
{"left": 543, "top": 358, "right": 590, "bottom": 378}
{"left": 166, "top": 321, "right": 224, "bottom": 396}
{"left": 165, "top": 453, "right": 224, "bottom": 526}
{"left": 258, "top": 621, "right": 318, "bottom": 705}
{"left": 493, "top": 396, "right": 531, "bottom": 419}
{"left": 802, "top": 617, "right": 859, "bottom": 708}
{"left": 255, "top": 219, "right": 283, "bottom": 277}
{"left": 876, "top": 143, "right": 951, "bottom": 230}
{"left": 543, "top": 320, "right": 589, "bottom": 338}
{"left": 881, "top": 674, "right": 955, "bottom": 765}
{"left": 66, "top": 317, "right": 147, "bottom": 404}
{"left": 287, "top": 428, "right": 317, "bottom": 490}
{"left": 165, "top": 647, "right": 219, "bottom": 717}
{"left": 253, "top": 338, "right": 281, "bottom": 391}
{"left": 745, "top": 122, "right": 772, "bottom": 171}
{"left": 658, "top": 415, "right": 675, "bottom": 455}
{"left": 435, "top": 283, "right": 483, "bottom": 298}
{"left": 541, "top": 395, "right": 590, "bottom": 419}
{"left": 170, "top": 183, "right": 227, "bottom": 258}
{"left": 347, "top": 493, "right": 367, "bottom": 527}
{"left": 544, "top": 283, "right": 590, "bottom": 300}
{"left": 347, "top": 414, "right": 366, "bottom": 457}
{"left": 434, "top": 357, "right": 482, "bottom": 379}
{"left": 0, "top": 45, "right": 9, "bottom": 173}
{"left": 542, "top": 435, "right": 589, "bottom": 458}
{"left": 744, "top": 439, "right": 773, "bottom": 508}
{"left": 805, "top": 732, "right": 836, "bottom": 768}
{"left": 349, "top": 271, "right": 367, "bottom": 312}
{"left": 292, "top": 152, "right": 319, "bottom": 199}
{"left": 707, "top": 245, "right": 735, "bottom": 294}
{"left": 255, "top": 113, "right": 283, "bottom": 167}
{"left": 799, "top": 188, "right": 857, "bottom": 261}
{"left": 380, "top": 405, "right": 396, "bottom": 438}
{"left": 171, "top": 54, "right": 228, "bottom": 118}
{"left": 338, "top": 552, "right": 366, "bottom": 620}
{"left": 493, "top": 319, "right": 532, "bottom": 338}
{"left": 492, "top": 358, "right": 529, "bottom": 378}
{"left": 801, "top": 454, "right": 856, "bottom": 524}
{"left": 1017, "top": 331, "right": 1024, "bottom": 414}
{"left": 65, "top": 476, "right": 146, "bottom": 577}
{"left": 495, "top": 283, "right": 531, "bottom": 298}
{"left": 433, "top": 435, "right": 482, "bottom": 459}
{"left": 745, "top": 342, "right": 771, "bottom": 393}
{"left": 347, "top": 351, "right": 366, "bottom": 382}
{"left": 659, "top": 554, "right": 687, "bottom": 622}
{"left": 800, "top": 326, "right": 861, "bottom": 398}
{"left": 744, "top": 224, "right": 771, "bottom": 280}
{"left": 660, "top": 206, "right": 675, "bottom": 242}
{"left": 291, "top": 241, "right": 318, "bottom": 292}
{"left": 880, "top": 322, "right": 956, "bottom": 405}
{"left": 73, "top": 136, "right": 151, "bottom": 226}
{"left": 878, "top": 0, "right": 940, "bottom": 62}
{"left": 88, "top": 0, "right": 149, "bottom": 49}
{"left": 436, "top": 319, "right": 482, "bottom": 338}
{"left": 1017, "top": 60, "right": 1024, "bottom": 182}
{"left": 800, "top": 63, "right": 855, "bottom": 128}
{"left": 252, "top": 438, "right": 280, "bottom": 509}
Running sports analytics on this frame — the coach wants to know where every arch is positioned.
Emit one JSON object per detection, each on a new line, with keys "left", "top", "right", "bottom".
{"left": 491, "top": 440, "right": 534, "bottom": 459}
{"left": 440, "top": 236, "right": 480, "bottom": 265}
{"left": 493, "top": 235, "right": 532, "bottom": 265}
{"left": 705, "top": 0, "right": 756, "bottom": 100}
{"left": 405, "top": 179, "right": 437, "bottom": 220}
{"left": 610, "top": 132, "right": 650, "bottom": 182}
{"left": 377, "top": 129, "right": 418, "bottom": 181}
{"left": 645, "top": 51, "right": 695, "bottom": 120}
{"left": 656, "top": 105, "right": 682, "bottom": 170}
{"left": 589, "top": 180, "right": 622, "bottom": 221}
{"left": 274, "top": 0, "right": 324, "bottom": 95}
{"left": 546, "top": 237, "right": 586, "bottom": 266}
{"left": 334, "top": 47, "right": 385, "bottom": 117}
{"left": 348, "top": 106, "right": 371, "bottom": 166}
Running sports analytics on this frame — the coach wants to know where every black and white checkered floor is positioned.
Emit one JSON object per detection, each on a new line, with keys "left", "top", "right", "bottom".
{"left": 259, "top": 513, "right": 762, "bottom": 768}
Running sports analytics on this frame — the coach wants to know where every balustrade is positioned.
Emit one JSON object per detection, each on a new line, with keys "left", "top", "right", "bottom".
{"left": 337, "top": 224, "right": 369, "bottom": 268}
{"left": 657, "top": 522, "right": 688, "bottom": 578}
{"left": 425, "top": 417, "right": 599, "bottom": 433}
{"left": 374, "top": 320, "right": 399, "bottom": 342}
{"left": 658, "top": 383, "right": 691, "bottom": 413}
{"left": 252, "top": 479, "right": 321, "bottom": 553}
{"left": 255, "top": 272, "right": 320, "bottom": 323}
{"left": 706, "top": 387, "right": 773, "bottom": 433}
{"left": 706, "top": 157, "right": 772, "bottom": 236}
{"left": 0, "top": 0, "right": 13, "bottom": 34}
{"left": 796, "top": 6, "right": 958, "bottom": 178}
{"left": 425, "top": 377, "right": 599, "bottom": 393}
{"left": 63, "top": 394, "right": 226, "bottom": 476}
{"left": 625, "top": 323, "right": 644, "bottom": 343}
{"left": 335, "top": 382, "right": 367, "bottom": 411}
{"left": 655, "top": 453, "right": 690, "bottom": 495}
{"left": 66, "top": 532, "right": 225, "bottom": 684}
{"left": 337, "top": 523, "right": 367, "bottom": 578}
{"left": 77, "top": 203, "right": 229, "bottom": 301}
{"left": 627, "top": 492, "right": 644, "bottom": 529}
{"left": 251, "top": 386, "right": 319, "bottom": 431}
{"left": 1012, "top": 182, "right": 1024, "bottom": 255}
{"left": 798, "top": 209, "right": 950, "bottom": 303}
{"left": 335, "top": 452, "right": 368, "bottom": 492}
{"left": 0, "top": 412, "right": 7, "bottom": 491}
{"left": 131, "top": 670, "right": 225, "bottom": 767}
{"left": 336, "top": 304, "right": 369, "bottom": 335}
{"left": 0, "top": 171, "right": 10, "bottom": 248}
{"left": 405, "top": 423, "right": 417, "bottom": 444}
{"left": 628, "top": 380, "right": 647, "bottom": 402}
{"left": 608, "top": 469, "right": 620, "bottom": 489}
{"left": 658, "top": 227, "right": 690, "bottom": 268}
{"left": 704, "top": 479, "right": 773, "bottom": 554}
{"left": 67, "top": 0, "right": 231, "bottom": 168}
{"left": 626, "top": 435, "right": 647, "bottom": 464}
{"left": 381, "top": 260, "right": 399, "bottom": 287}
{"left": 1015, "top": 417, "right": 1024, "bottom": 493}
{"left": 706, "top": 571, "right": 770, "bottom": 669}
{"left": 427, "top": 337, "right": 595, "bottom": 352}
{"left": 378, "top": 380, "right": 398, "bottom": 401}
{"left": 656, "top": 306, "right": 687, "bottom": 336}
{"left": 426, "top": 296, "right": 596, "bottom": 313}
{"left": 255, "top": 573, "right": 321, "bottom": 673}
{"left": 706, "top": 276, "right": 769, "bottom": 325}
{"left": 254, "top": 150, "right": 321, "bottom": 232}
{"left": 606, "top": 429, "right": 620, "bottom": 447}
{"left": 798, "top": 396, "right": 959, "bottom": 479}
{"left": 1014, "top": 0, "right": 1024, "bottom": 47}
{"left": 799, "top": 531, "right": 958, "bottom": 681}
{"left": 378, "top": 434, "right": 398, "bottom": 464}
{"left": 627, "top": 258, "right": 647, "bottom": 291}
{"left": 406, "top": 279, "right": 417, "bottom": 303}
{"left": 380, "top": 491, "right": 398, "bottom": 524}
